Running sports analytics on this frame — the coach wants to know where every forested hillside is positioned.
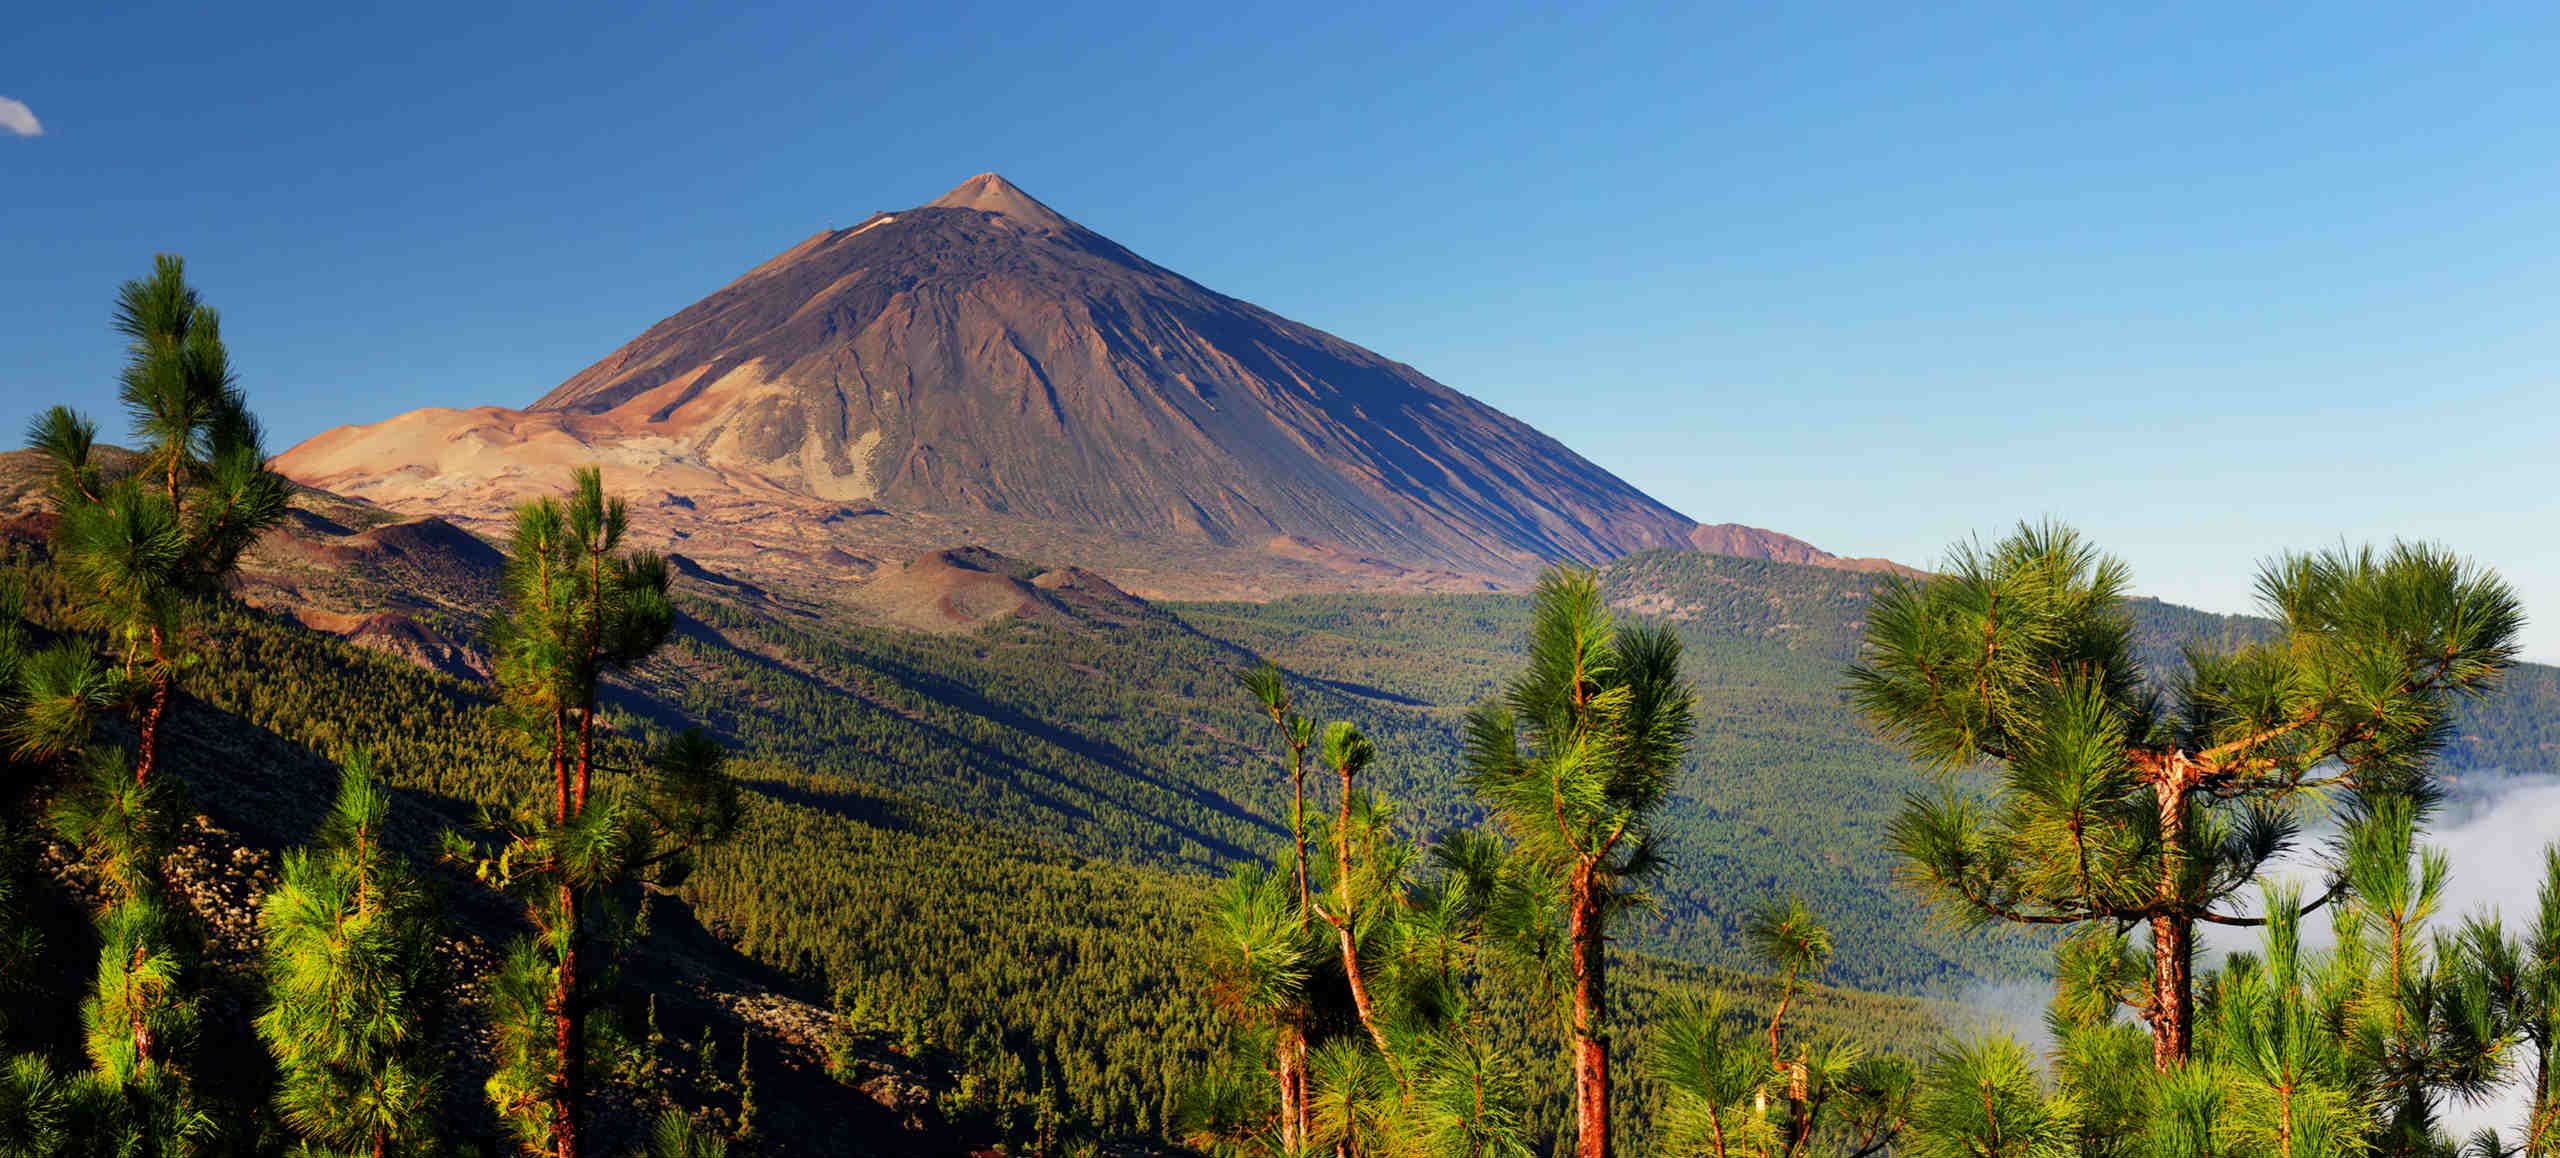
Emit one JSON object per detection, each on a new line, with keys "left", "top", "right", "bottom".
{"left": 185, "top": 515, "right": 2560, "bottom": 1010}
{"left": 15, "top": 348, "right": 2559, "bottom": 1153}
{"left": 0, "top": 549, "right": 1956, "bottom": 1146}
{"left": 20, "top": 509, "right": 2559, "bottom": 1153}
{"left": 26, "top": 433, "right": 2560, "bottom": 1144}
{"left": 635, "top": 547, "right": 2050, "bottom": 992}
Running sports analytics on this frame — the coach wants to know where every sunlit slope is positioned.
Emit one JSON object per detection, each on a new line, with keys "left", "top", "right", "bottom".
{"left": 1168, "top": 548, "right": 2560, "bottom": 993}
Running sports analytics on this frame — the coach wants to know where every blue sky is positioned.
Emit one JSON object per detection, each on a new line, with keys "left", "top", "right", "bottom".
{"left": 6, "top": 2, "right": 2557, "bottom": 656}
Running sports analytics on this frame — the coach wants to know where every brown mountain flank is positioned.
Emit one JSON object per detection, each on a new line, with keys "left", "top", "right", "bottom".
{"left": 272, "top": 174, "right": 1900, "bottom": 598}
{"left": 0, "top": 446, "right": 848, "bottom": 678}
{"left": 1685, "top": 523, "right": 1922, "bottom": 578}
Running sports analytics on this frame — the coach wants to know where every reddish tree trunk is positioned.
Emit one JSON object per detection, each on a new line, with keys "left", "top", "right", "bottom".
{"left": 576, "top": 548, "right": 603, "bottom": 810}
{"left": 1570, "top": 867, "right": 1610, "bottom": 1158}
{"left": 1338, "top": 921, "right": 1393, "bottom": 1057}
{"left": 1282, "top": 743, "right": 1314, "bottom": 1150}
{"left": 134, "top": 623, "right": 172, "bottom": 785}
{"left": 557, "top": 878, "right": 580, "bottom": 1158}
{"left": 134, "top": 674, "right": 169, "bottom": 785}
{"left": 553, "top": 711, "right": 570, "bottom": 829}
{"left": 1576, "top": 1038, "right": 1609, "bottom": 1158}
{"left": 1291, "top": 752, "right": 1310, "bottom": 916}
{"left": 1334, "top": 765, "right": 1394, "bottom": 1059}
{"left": 1278, "top": 1023, "right": 1307, "bottom": 1153}
{"left": 563, "top": 690, "right": 599, "bottom": 1157}
{"left": 2148, "top": 762, "right": 2195, "bottom": 1070}
{"left": 129, "top": 941, "right": 154, "bottom": 1066}
{"left": 1296, "top": 1030, "right": 1314, "bottom": 1148}
{"left": 575, "top": 701, "right": 596, "bottom": 811}
{"left": 2148, "top": 912, "right": 2192, "bottom": 1069}
{"left": 552, "top": 702, "right": 582, "bottom": 1158}
{"left": 1766, "top": 978, "right": 1796, "bottom": 1068}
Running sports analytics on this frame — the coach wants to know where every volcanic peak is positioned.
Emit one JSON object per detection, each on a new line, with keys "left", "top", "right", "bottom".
{"left": 270, "top": 171, "right": 1908, "bottom": 598}
{"left": 924, "top": 172, "right": 1076, "bottom": 232}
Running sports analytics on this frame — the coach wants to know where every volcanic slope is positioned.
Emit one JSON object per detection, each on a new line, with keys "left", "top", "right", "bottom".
{"left": 277, "top": 174, "right": 1732, "bottom": 599}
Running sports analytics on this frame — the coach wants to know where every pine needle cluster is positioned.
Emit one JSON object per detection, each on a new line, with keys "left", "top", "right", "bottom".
{"left": 255, "top": 752, "right": 446, "bottom": 1156}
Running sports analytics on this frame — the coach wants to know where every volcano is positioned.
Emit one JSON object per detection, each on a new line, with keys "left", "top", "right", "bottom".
{"left": 279, "top": 174, "right": 1849, "bottom": 597}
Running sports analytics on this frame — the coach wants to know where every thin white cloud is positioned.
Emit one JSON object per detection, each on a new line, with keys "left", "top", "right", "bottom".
{"left": 1, "top": 97, "right": 42, "bottom": 138}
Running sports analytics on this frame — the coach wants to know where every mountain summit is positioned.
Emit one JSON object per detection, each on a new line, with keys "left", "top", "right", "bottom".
{"left": 920, "top": 172, "right": 1078, "bottom": 231}
{"left": 278, "top": 176, "right": 1805, "bottom": 597}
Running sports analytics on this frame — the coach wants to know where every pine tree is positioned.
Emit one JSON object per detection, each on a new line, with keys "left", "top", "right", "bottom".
{"left": 1832, "top": 1055, "right": 1916, "bottom": 1158}
{"left": 1234, "top": 661, "right": 1319, "bottom": 1150}
{"left": 1647, "top": 897, "right": 1898, "bottom": 1158}
{"left": 1305, "top": 1036, "right": 1395, "bottom": 1155}
{"left": 484, "top": 467, "right": 667, "bottom": 1157}
{"left": 635, "top": 994, "right": 669, "bottom": 1110}
{"left": 1853, "top": 523, "right": 2520, "bottom": 1067}
{"left": 456, "top": 468, "right": 740, "bottom": 1157}
{"left": 1647, "top": 993, "right": 1775, "bottom": 1158}
{"left": 1191, "top": 861, "right": 1319, "bottom": 1154}
{"left": 1401, "top": 1027, "right": 1534, "bottom": 1158}
{"left": 9, "top": 264, "right": 277, "bottom": 1150}
{"left": 1744, "top": 897, "right": 1834, "bottom": 1153}
{"left": 48, "top": 748, "right": 205, "bottom": 1153}
{"left": 1745, "top": 898, "right": 1833, "bottom": 1071}
{"left": 2207, "top": 884, "right": 2372, "bottom": 1157}
{"left": 50, "top": 747, "right": 200, "bottom": 1136}
{"left": 1317, "top": 720, "right": 1398, "bottom": 1060}
{"left": 2038, "top": 797, "right": 2532, "bottom": 1155}
{"left": 2333, "top": 798, "right": 2515, "bottom": 1156}
{"left": 1907, "top": 1035, "right": 2080, "bottom": 1158}
{"left": 5, "top": 550, "right": 206, "bottom": 1154}
{"left": 1201, "top": 663, "right": 1544, "bottom": 1158}
{"left": 27, "top": 255, "right": 289, "bottom": 787}
{"left": 256, "top": 751, "right": 445, "bottom": 1157}
{"left": 1464, "top": 567, "right": 1693, "bottom": 1158}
